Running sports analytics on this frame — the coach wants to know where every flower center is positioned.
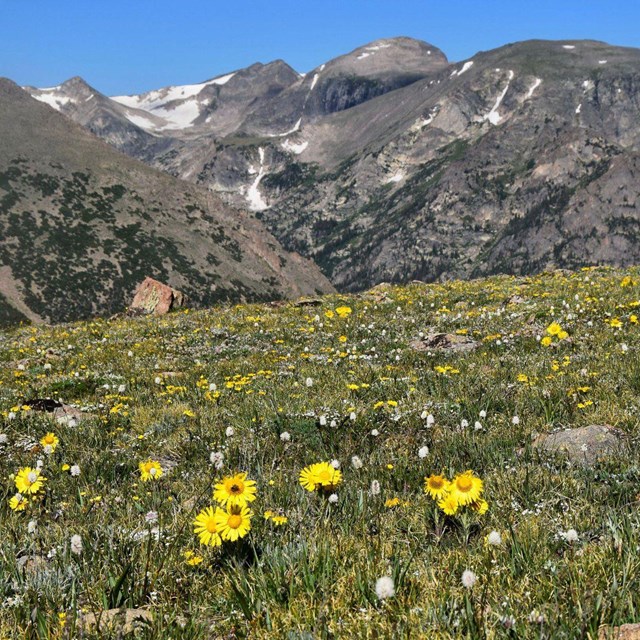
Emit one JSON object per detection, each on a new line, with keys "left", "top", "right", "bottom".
{"left": 228, "top": 514, "right": 242, "bottom": 529}
{"left": 229, "top": 483, "right": 242, "bottom": 494}
{"left": 318, "top": 470, "right": 331, "bottom": 482}
{"left": 457, "top": 477, "right": 472, "bottom": 492}
{"left": 206, "top": 519, "right": 217, "bottom": 533}
{"left": 430, "top": 477, "right": 444, "bottom": 490}
{"left": 27, "top": 471, "right": 37, "bottom": 484}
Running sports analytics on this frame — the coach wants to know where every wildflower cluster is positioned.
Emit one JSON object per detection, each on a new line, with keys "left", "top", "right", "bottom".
{"left": 424, "top": 471, "right": 488, "bottom": 516}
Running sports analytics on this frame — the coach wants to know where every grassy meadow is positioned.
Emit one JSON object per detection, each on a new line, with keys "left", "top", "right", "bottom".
{"left": 2, "top": 267, "right": 640, "bottom": 638}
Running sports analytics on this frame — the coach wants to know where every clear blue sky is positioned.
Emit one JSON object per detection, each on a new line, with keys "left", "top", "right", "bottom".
{"left": 2, "top": 0, "right": 639, "bottom": 95}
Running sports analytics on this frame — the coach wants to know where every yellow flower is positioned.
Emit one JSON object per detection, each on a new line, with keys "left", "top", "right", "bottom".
{"left": 557, "top": 330, "right": 569, "bottom": 340}
{"left": 40, "top": 432, "right": 59, "bottom": 452}
{"left": 271, "top": 515, "right": 288, "bottom": 526}
{"left": 335, "top": 306, "right": 353, "bottom": 318}
{"left": 424, "top": 474, "right": 450, "bottom": 500}
{"left": 214, "top": 504, "right": 252, "bottom": 541}
{"left": 9, "top": 492, "right": 28, "bottom": 511}
{"left": 541, "top": 336, "right": 553, "bottom": 347}
{"left": 193, "top": 506, "right": 223, "bottom": 547}
{"left": 324, "top": 310, "right": 335, "bottom": 319}
{"left": 139, "top": 460, "right": 163, "bottom": 482}
{"left": 213, "top": 472, "right": 257, "bottom": 507}
{"left": 621, "top": 276, "right": 633, "bottom": 287}
{"left": 299, "top": 462, "right": 343, "bottom": 492}
{"left": 263, "top": 510, "right": 275, "bottom": 520}
{"left": 183, "top": 550, "right": 204, "bottom": 566}
{"left": 448, "top": 471, "right": 483, "bottom": 506}
{"left": 437, "top": 494, "right": 459, "bottom": 516}
{"left": 385, "top": 497, "right": 401, "bottom": 508}
{"left": 547, "top": 322, "right": 562, "bottom": 336}
{"left": 339, "top": 335, "right": 348, "bottom": 343}
{"left": 471, "top": 499, "right": 489, "bottom": 515}
{"left": 14, "top": 467, "right": 45, "bottom": 495}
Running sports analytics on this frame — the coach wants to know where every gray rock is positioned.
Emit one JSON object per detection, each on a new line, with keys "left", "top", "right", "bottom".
{"left": 533, "top": 424, "right": 624, "bottom": 465}
{"left": 410, "top": 332, "right": 479, "bottom": 353}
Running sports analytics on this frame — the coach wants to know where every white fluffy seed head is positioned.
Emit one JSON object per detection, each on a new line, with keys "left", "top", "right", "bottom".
{"left": 487, "top": 531, "right": 502, "bottom": 546}
{"left": 418, "top": 446, "right": 429, "bottom": 459}
{"left": 565, "top": 528, "right": 579, "bottom": 543}
{"left": 351, "top": 456, "right": 363, "bottom": 470}
{"left": 280, "top": 431, "right": 291, "bottom": 442}
{"left": 70, "top": 465, "right": 81, "bottom": 477}
{"left": 70, "top": 534, "right": 83, "bottom": 555}
{"left": 305, "top": 377, "right": 313, "bottom": 387}
{"left": 370, "top": 480, "right": 381, "bottom": 496}
{"left": 328, "top": 493, "right": 338, "bottom": 504}
{"left": 375, "top": 576, "right": 395, "bottom": 600}
{"left": 225, "top": 427, "right": 234, "bottom": 437}
{"left": 330, "top": 459, "right": 340, "bottom": 469}
{"left": 461, "top": 570, "right": 477, "bottom": 589}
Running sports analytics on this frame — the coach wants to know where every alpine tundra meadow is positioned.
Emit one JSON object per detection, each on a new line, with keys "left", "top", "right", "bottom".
{"left": 2, "top": 268, "right": 640, "bottom": 638}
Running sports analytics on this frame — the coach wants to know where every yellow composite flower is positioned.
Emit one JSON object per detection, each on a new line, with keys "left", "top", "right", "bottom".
{"left": 40, "top": 432, "right": 59, "bottom": 452}
{"left": 335, "top": 306, "right": 353, "bottom": 318}
{"left": 271, "top": 515, "right": 288, "bottom": 526}
{"left": 14, "top": 467, "right": 45, "bottom": 495}
{"left": 139, "top": 460, "right": 163, "bottom": 482}
{"left": 9, "top": 493, "right": 28, "bottom": 511}
{"left": 424, "top": 474, "right": 450, "bottom": 500}
{"left": 541, "top": 336, "right": 553, "bottom": 347}
{"left": 448, "top": 471, "right": 483, "bottom": 506}
{"left": 214, "top": 504, "right": 252, "bottom": 541}
{"left": 438, "top": 494, "right": 459, "bottom": 516}
{"left": 213, "top": 472, "right": 257, "bottom": 507}
{"left": 299, "top": 462, "right": 342, "bottom": 492}
{"left": 471, "top": 499, "right": 489, "bottom": 515}
{"left": 547, "top": 322, "right": 562, "bottom": 336}
{"left": 193, "top": 506, "right": 223, "bottom": 547}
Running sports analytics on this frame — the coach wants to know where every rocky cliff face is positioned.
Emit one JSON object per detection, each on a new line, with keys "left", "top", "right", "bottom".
{"left": 0, "top": 79, "right": 333, "bottom": 324}
{"left": 23, "top": 37, "right": 640, "bottom": 291}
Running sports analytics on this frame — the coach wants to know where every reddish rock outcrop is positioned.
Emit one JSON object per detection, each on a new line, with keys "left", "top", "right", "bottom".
{"left": 130, "top": 278, "right": 187, "bottom": 315}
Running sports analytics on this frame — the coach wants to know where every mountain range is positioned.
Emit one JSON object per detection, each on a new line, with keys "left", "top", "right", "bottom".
{"left": 3, "top": 35, "right": 640, "bottom": 322}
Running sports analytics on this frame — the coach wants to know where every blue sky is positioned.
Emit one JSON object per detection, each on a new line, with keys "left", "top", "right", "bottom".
{"left": 2, "top": 0, "right": 639, "bottom": 95}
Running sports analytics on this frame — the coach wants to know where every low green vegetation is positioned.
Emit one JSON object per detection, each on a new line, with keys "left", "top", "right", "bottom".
{"left": 1, "top": 267, "right": 640, "bottom": 638}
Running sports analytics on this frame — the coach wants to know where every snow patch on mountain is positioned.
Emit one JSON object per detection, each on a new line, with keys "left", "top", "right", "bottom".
{"left": 282, "top": 139, "right": 309, "bottom": 154}
{"left": 247, "top": 147, "right": 269, "bottom": 211}
{"left": 526, "top": 78, "right": 542, "bottom": 99}
{"left": 483, "top": 70, "right": 514, "bottom": 125}
{"left": 451, "top": 61, "right": 474, "bottom": 77}
{"left": 31, "top": 87, "right": 74, "bottom": 111}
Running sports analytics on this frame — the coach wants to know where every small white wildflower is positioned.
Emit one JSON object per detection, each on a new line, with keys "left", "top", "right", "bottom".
{"left": 565, "top": 528, "right": 579, "bottom": 543}
{"left": 418, "top": 446, "right": 429, "bottom": 459}
{"left": 487, "top": 531, "right": 502, "bottom": 546}
{"left": 305, "top": 377, "right": 313, "bottom": 387}
{"left": 330, "top": 419, "right": 337, "bottom": 428}
{"left": 330, "top": 459, "right": 340, "bottom": 469}
{"left": 43, "top": 363, "right": 52, "bottom": 371}
{"left": 328, "top": 493, "right": 339, "bottom": 504}
{"left": 461, "top": 570, "right": 477, "bottom": 589}
{"left": 479, "top": 410, "right": 487, "bottom": 418}
{"left": 370, "top": 480, "right": 381, "bottom": 496}
{"left": 127, "top": 351, "right": 133, "bottom": 357}
{"left": 474, "top": 421, "right": 483, "bottom": 431}
{"left": 208, "top": 382, "right": 217, "bottom": 392}
{"left": 154, "top": 376, "right": 162, "bottom": 385}
{"left": 319, "top": 415, "right": 327, "bottom": 426}
{"left": 209, "top": 451, "right": 224, "bottom": 470}
{"left": 426, "top": 414, "right": 435, "bottom": 426}
{"left": 351, "top": 455, "right": 363, "bottom": 470}
{"left": 225, "top": 426, "right": 235, "bottom": 437}
{"left": 371, "top": 429, "right": 379, "bottom": 437}
{"left": 375, "top": 576, "right": 395, "bottom": 600}
{"left": 512, "top": 415, "right": 520, "bottom": 425}
{"left": 7, "top": 412, "right": 16, "bottom": 421}
{"left": 118, "top": 384, "right": 126, "bottom": 393}
{"left": 0, "top": 434, "right": 8, "bottom": 444}
{"left": 349, "top": 412, "right": 357, "bottom": 421}
{"left": 70, "top": 465, "right": 81, "bottom": 477}
{"left": 280, "top": 431, "right": 291, "bottom": 442}
{"left": 28, "top": 520, "right": 37, "bottom": 534}
{"left": 145, "top": 511, "right": 158, "bottom": 524}
{"left": 47, "top": 548, "right": 57, "bottom": 559}
{"left": 461, "top": 419, "right": 469, "bottom": 428}
{"left": 17, "top": 364, "right": 25, "bottom": 371}
{"left": 70, "top": 534, "right": 83, "bottom": 555}
{"left": 621, "top": 343, "right": 629, "bottom": 353}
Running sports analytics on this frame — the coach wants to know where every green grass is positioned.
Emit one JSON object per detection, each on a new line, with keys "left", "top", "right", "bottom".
{"left": 1, "top": 267, "right": 640, "bottom": 638}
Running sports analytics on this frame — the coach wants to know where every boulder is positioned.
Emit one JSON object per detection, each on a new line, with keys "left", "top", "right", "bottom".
{"left": 79, "top": 608, "right": 153, "bottom": 633}
{"left": 130, "top": 277, "right": 187, "bottom": 315}
{"left": 533, "top": 425, "right": 624, "bottom": 466}
{"left": 410, "top": 333, "right": 478, "bottom": 353}
{"left": 599, "top": 623, "right": 640, "bottom": 639}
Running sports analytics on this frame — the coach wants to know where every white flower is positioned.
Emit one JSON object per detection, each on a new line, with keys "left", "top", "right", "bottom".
{"left": 154, "top": 376, "right": 162, "bottom": 385}
{"left": 351, "top": 456, "right": 363, "bottom": 470}
{"left": 426, "top": 414, "right": 435, "bottom": 426}
{"left": 330, "top": 459, "right": 340, "bottom": 469}
{"left": 70, "top": 534, "right": 83, "bottom": 555}
{"left": 70, "top": 465, "right": 81, "bottom": 477}
{"left": 370, "top": 480, "right": 381, "bottom": 496}
{"left": 487, "top": 531, "right": 502, "bottom": 546}
{"left": 127, "top": 351, "right": 133, "bottom": 357}
{"left": 479, "top": 410, "right": 487, "bottom": 418}
{"left": 0, "top": 434, "right": 8, "bottom": 444}
{"left": 461, "top": 570, "right": 477, "bottom": 589}
{"left": 474, "top": 421, "right": 483, "bottom": 431}
{"left": 209, "top": 451, "right": 224, "bottom": 470}
{"left": 375, "top": 576, "right": 395, "bottom": 600}
{"left": 145, "top": 511, "right": 158, "bottom": 523}
{"left": 328, "top": 493, "right": 339, "bottom": 504}
{"left": 461, "top": 419, "right": 469, "bottom": 428}
{"left": 280, "top": 431, "right": 291, "bottom": 442}
{"left": 43, "top": 363, "right": 52, "bottom": 371}
{"left": 349, "top": 412, "right": 357, "bottom": 421}
{"left": 225, "top": 427, "right": 235, "bottom": 437}
{"left": 305, "top": 377, "right": 313, "bottom": 387}
{"left": 208, "top": 383, "right": 217, "bottom": 392}
{"left": 512, "top": 416, "right": 520, "bottom": 425}
{"left": 564, "top": 528, "right": 579, "bottom": 543}
{"left": 319, "top": 416, "right": 327, "bottom": 426}
{"left": 28, "top": 520, "right": 37, "bottom": 534}
{"left": 371, "top": 429, "right": 379, "bottom": 437}
{"left": 330, "top": 419, "right": 337, "bottom": 428}
{"left": 418, "top": 446, "right": 429, "bottom": 459}
{"left": 7, "top": 412, "right": 15, "bottom": 421}
{"left": 118, "top": 384, "right": 126, "bottom": 393}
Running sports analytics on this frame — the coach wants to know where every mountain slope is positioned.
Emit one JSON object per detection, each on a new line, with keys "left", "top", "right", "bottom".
{"left": 0, "top": 78, "right": 333, "bottom": 324}
{"left": 24, "top": 37, "right": 640, "bottom": 291}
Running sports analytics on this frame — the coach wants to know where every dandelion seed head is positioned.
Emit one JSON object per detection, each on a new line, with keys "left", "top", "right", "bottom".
{"left": 375, "top": 576, "right": 395, "bottom": 600}
{"left": 70, "top": 534, "right": 83, "bottom": 555}
{"left": 487, "top": 531, "right": 502, "bottom": 546}
{"left": 280, "top": 431, "right": 291, "bottom": 442}
{"left": 418, "top": 446, "right": 429, "bottom": 459}
{"left": 351, "top": 456, "right": 363, "bottom": 470}
{"left": 461, "top": 570, "right": 477, "bottom": 588}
